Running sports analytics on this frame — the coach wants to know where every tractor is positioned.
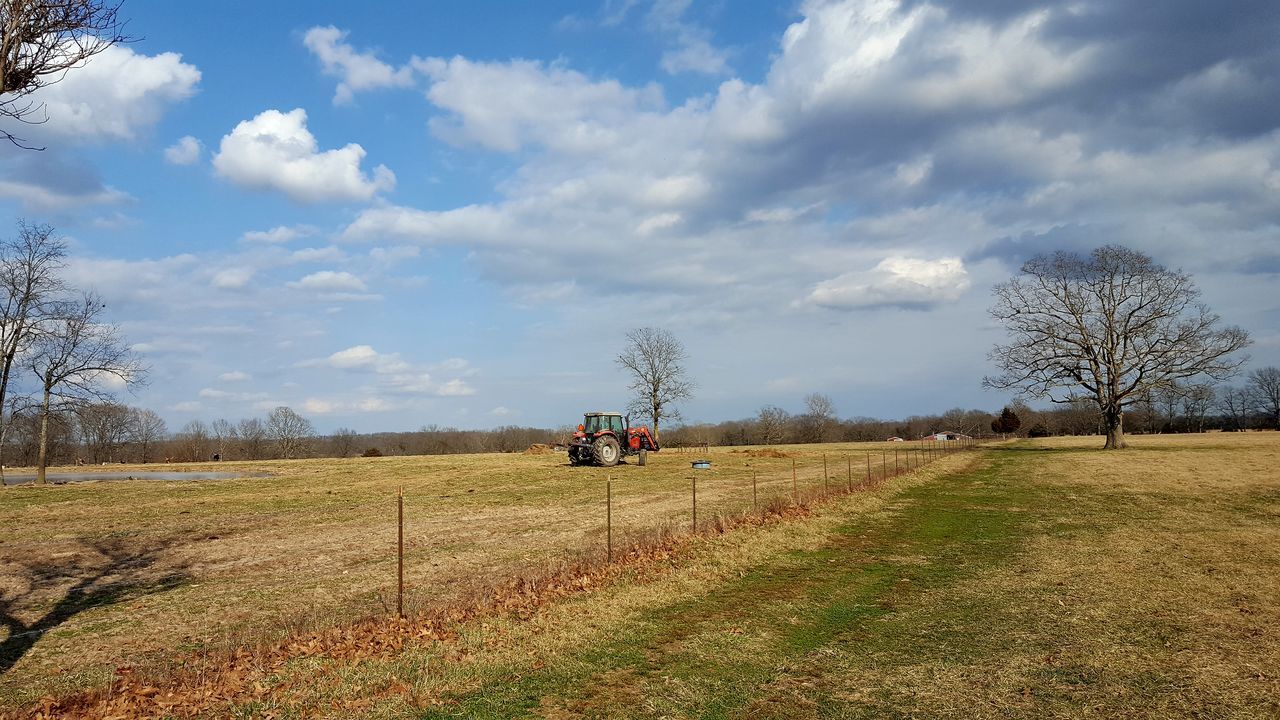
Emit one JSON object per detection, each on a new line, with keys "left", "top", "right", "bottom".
{"left": 568, "top": 412, "right": 660, "bottom": 467}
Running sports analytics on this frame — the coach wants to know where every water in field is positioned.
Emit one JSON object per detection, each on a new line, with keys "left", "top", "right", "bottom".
{"left": 1, "top": 470, "right": 272, "bottom": 486}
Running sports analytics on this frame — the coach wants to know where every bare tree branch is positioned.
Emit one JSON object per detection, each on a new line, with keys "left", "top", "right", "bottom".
{"left": 984, "top": 245, "right": 1250, "bottom": 449}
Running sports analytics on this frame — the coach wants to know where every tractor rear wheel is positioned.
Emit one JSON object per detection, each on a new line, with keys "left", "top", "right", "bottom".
{"left": 594, "top": 436, "right": 620, "bottom": 467}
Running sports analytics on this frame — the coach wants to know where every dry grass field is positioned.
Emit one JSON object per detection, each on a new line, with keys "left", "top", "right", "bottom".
{"left": 4, "top": 432, "right": 1278, "bottom": 718}
{"left": 0, "top": 440, "right": 922, "bottom": 708}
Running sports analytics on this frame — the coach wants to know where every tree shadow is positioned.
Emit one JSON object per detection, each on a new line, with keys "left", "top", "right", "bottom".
{"left": 0, "top": 535, "right": 191, "bottom": 675}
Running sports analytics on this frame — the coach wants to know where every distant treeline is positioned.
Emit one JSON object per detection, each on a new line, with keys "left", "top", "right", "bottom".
{"left": 7, "top": 370, "right": 1277, "bottom": 466}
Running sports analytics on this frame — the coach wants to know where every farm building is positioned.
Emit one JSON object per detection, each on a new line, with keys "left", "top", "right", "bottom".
{"left": 926, "top": 431, "right": 971, "bottom": 441}
{"left": 886, "top": 436, "right": 904, "bottom": 442}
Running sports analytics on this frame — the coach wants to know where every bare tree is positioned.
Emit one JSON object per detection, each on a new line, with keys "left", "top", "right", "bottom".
{"left": 796, "top": 392, "right": 837, "bottom": 443}
{"left": 615, "top": 327, "right": 693, "bottom": 441}
{"left": 266, "top": 406, "right": 313, "bottom": 459}
{"left": 28, "top": 293, "right": 143, "bottom": 483}
{"left": 1180, "top": 383, "right": 1215, "bottom": 433}
{"left": 330, "top": 426, "right": 358, "bottom": 458}
{"left": 1247, "top": 367, "right": 1280, "bottom": 428}
{"left": 0, "top": 221, "right": 65, "bottom": 479}
{"left": 236, "top": 417, "right": 267, "bottom": 460}
{"left": 175, "top": 419, "right": 210, "bottom": 461}
{"left": 1154, "top": 382, "right": 1184, "bottom": 433}
{"left": 985, "top": 245, "right": 1250, "bottom": 449}
{"left": 755, "top": 405, "right": 790, "bottom": 445}
{"left": 210, "top": 418, "right": 234, "bottom": 459}
{"left": 127, "top": 407, "right": 165, "bottom": 462}
{"left": 1217, "top": 386, "right": 1255, "bottom": 432}
{"left": 75, "top": 401, "right": 128, "bottom": 463}
{"left": 0, "top": 0, "right": 130, "bottom": 148}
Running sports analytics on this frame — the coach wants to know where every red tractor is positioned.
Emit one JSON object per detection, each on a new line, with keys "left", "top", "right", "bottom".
{"left": 568, "top": 412, "right": 660, "bottom": 467}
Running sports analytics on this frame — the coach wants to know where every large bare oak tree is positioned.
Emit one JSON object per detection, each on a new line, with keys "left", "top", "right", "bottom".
{"left": 984, "top": 245, "right": 1250, "bottom": 449}
{"left": 615, "top": 327, "right": 693, "bottom": 441}
{"left": 1, "top": 0, "right": 131, "bottom": 148}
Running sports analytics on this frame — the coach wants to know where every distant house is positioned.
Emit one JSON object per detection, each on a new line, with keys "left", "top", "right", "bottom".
{"left": 926, "top": 431, "right": 971, "bottom": 441}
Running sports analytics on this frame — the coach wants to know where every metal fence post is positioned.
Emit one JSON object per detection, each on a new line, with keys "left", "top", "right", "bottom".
{"left": 607, "top": 476, "right": 613, "bottom": 563}
{"left": 752, "top": 470, "right": 758, "bottom": 511}
{"left": 692, "top": 475, "right": 697, "bottom": 532}
{"left": 823, "top": 454, "right": 829, "bottom": 495}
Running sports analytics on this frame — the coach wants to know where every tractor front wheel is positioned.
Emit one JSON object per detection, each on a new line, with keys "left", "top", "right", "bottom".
{"left": 594, "top": 436, "right": 621, "bottom": 467}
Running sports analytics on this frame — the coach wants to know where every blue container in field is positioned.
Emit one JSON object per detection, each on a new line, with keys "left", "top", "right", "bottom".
{"left": 692, "top": 460, "right": 711, "bottom": 469}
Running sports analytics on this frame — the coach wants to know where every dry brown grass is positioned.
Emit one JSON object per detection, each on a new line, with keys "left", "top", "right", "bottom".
{"left": 0, "top": 440, "right": 937, "bottom": 707}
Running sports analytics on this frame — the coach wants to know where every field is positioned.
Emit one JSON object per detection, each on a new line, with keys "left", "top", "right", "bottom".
{"left": 3, "top": 433, "right": 1279, "bottom": 718}
{"left": 0, "top": 440, "right": 919, "bottom": 708}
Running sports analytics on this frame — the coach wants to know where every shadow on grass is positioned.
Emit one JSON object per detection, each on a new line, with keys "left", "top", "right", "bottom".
{"left": 0, "top": 536, "right": 191, "bottom": 675}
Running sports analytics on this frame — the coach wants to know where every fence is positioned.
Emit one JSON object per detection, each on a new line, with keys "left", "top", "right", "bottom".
{"left": 387, "top": 436, "right": 981, "bottom": 618}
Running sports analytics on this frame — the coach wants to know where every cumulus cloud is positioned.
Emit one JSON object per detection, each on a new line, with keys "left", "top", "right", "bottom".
{"left": 305, "top": 345, "right": 476, "bottom": 399}
{"left": 212, "top": 108, "right": 395, "bottom": 202}
{"left": 219, "top": 371, "right": 251, "bottom": 382}
{"left": 806, "top": 257, "right": 971, "bottom": 310}
{"left": 303, "top": 26, "right": 416, "bottom": 104}
{"left": 287, "top": 270, "right": 367, "bottom": 293}
{"left": 26, "top": 45, "right": 200, "bottom": 143}
{"left": 164, "top": 136, "right": 202, "bottom": 165}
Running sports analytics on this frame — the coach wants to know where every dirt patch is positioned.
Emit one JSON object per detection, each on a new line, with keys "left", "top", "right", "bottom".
{"left": 522, "top": 444, "right": 555, "bottom": 455}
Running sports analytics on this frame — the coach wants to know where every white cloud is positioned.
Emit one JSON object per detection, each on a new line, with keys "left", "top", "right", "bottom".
{"left": 241, "top": 225, "right": 315, "bottom": 244}
{"left": 303, "top": 398, "right": 337, "bottom": 414}
{"left": 647, "top": 0, "right": 731, "bottom": 76}
{"left": 491, "top": 406, "right": 513, "bottom": 416}
{"left": 171, "top": 401, "right": 203, "bottom": 413}
{"left": 288, "top": 270, "right": 367, "bottom": 293}
{"left": 416, "top": 56, "right": 664, "bottom": 153}
{"left": 211, "top": 266, "right": 254, "bottom": 289}
{"left": 806, "top": 257, "right": 971, "bottom": 310}
{"left": 436, "top": 379, "right": 476, "bottom": 397}
{"left": 219, "top": 371, "right": 251, "bottom": 382}
{"left": 212, "top": 108, "right": 395, "bottom": 202}
{"left": 0, "top": 179, "right": 130, "bottom": 211}
{"left": 290, "top": 247, "right": 346, "bottom": 264}
{"left": 164, "top": 136, "right": 202, "bottom": 165}
{"left": 198, "top": 388, "right": 231, "bottom": 399}
{"left": 324, "top": 344, "right": 380, "bottom": 368}
{"left": 303, "top": 26, "right": 416, "bottom": 104}
{"left": 28, "top": 45, "right": 200, "bottom": 142}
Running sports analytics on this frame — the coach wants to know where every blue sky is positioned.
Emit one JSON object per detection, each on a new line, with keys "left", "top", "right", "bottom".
{"left": 1, "top": 0, "right": 1277, "bottom": 433}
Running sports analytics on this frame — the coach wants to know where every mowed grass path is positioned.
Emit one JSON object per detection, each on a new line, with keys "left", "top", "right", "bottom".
{"left": 211, "top": 433, "right": 1278, "bottom": 718}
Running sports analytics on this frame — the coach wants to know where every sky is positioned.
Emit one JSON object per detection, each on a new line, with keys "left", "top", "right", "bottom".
{"left": 1, "top": 0, "right": 1277, "bottom": 433}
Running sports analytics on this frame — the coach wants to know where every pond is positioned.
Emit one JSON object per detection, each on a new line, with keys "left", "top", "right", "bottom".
{"left": 1, "top": 470, "right": 273, "bottom": 486}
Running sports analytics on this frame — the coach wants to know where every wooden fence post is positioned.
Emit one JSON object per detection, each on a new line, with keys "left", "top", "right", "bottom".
{"left": 397, "top": 486, "right": 404, "bottom": 619}
{"left": 692, "top": 476, "right": 697, "bottom": 532}
{"left": 792, "top": 458, "right": 798, "bottom": 503}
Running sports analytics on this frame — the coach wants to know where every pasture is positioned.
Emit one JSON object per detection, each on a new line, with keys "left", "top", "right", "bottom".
{"left": 4, "top": 433, "right": 1279, "bottom": 718}
{"left": 0, "top": 439, "right": 923, "bottom": 708}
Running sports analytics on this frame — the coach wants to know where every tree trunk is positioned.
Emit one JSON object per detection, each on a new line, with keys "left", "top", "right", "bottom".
{"left": 36, "top": 382, "right": 51, "bottom": 484}
{"left": 1102, "top": 407, "right": 1127, "bottom": 449}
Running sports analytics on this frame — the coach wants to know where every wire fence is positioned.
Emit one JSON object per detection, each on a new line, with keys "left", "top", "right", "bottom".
{"left": 384, "top": 436, "right": 981, "bottom": 618}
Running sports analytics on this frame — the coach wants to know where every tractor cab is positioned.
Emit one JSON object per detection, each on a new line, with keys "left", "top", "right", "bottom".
{"left": 582, "top": 412, "right": 625, "bottom": 435}
{"left": 569, "top": 411, "right": 660, "bottom": 467}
